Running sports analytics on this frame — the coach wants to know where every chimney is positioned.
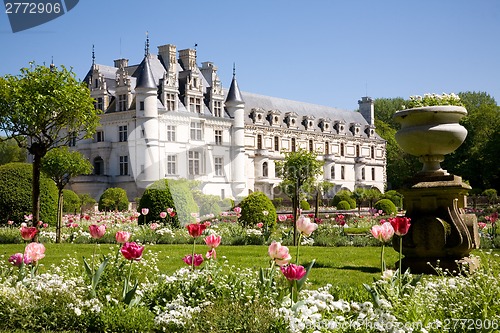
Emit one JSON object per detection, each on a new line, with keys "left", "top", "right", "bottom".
{"left": 178, "top": 48, "right": 197, "bottom": 71}
{"left": 114, "top": 58, "right": 129, "bottom": 69}
{"left": 358, "top": 96, "right": 374, "bottom": 126}
{"left": 158, "top": 44, "right": 177, "bottom": 71}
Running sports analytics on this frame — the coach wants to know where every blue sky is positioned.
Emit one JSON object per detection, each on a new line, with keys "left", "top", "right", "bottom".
{"left": 1, "top": 0, "right": 499, "bottom": 111}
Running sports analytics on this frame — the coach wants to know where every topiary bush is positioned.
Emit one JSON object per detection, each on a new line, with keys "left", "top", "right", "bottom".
{"left": 98, "top": 188, "right": 129, "bottom": 212}
{"left": 383, "top": 190, "right": 403, "bottom": 209}
{"left": 238, "top": 192, "right": 277, "bottom": 229}
{"left": 374, "top": 199, "right": 398, "bottom": 215}
{"left": 336, "top": 200, "right": 351, "bottom": 210}
{"left": 331, "top": 190, "right": 356, "bottom": 209}
{"left": 138, "top": 179, "right": 198, "bottom": 227}
{"left": 63, "top": 189, "right": 80, "bottom": 214}
{"left": 0, "top": 162, "right": 58, "bottom": 225}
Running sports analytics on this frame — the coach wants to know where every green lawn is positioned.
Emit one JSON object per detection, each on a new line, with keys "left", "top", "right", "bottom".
{"left": 1, "top": 243, "right": 398, "bottom": 289}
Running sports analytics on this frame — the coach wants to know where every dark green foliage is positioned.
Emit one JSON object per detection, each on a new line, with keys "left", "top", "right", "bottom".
{"left": 0, "top": 136, "right": 27, "bottom": 165}
{"left": 331, "top": 190, "right": 356, "bottom": 209}
{"left": 193, "top": 192, "right": 222, "bottom": 217}
{"left": 0, "top": 163, "right": 57, "bottom": 225}
{"left": 300, "top": 200, "right": 311, "bottom": 210}
{"left": 98, "top": 188, "right": 129, "bottom": 212}
{"left": 238, "top": 192, "right": 277, "bottom": 229}
{"left": 336, "top": 200, "right": 351, "bottom": 210}
{"left": 62, "top": 189, "right": 80, "bottom": 213}
{"left": 383, "top": 190, "right": 403, "bottom": 208}
{"left": 374, "top": 199, "right": 397, "bottom": 215}
{"left": 272, "top": 197, "right": 284, "bottom": 209}
{"left": 138, "top": 179, "right": 198, "bottom": 226}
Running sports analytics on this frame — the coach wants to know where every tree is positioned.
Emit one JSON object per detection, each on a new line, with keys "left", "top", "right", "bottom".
{"left": 99, "top": 188, "right": 129, "bottom": 212}
{"left": 0, "top": 63, "right": 100, "bottom": 227}
{"left": 352, "top": 188, "right": 367, "bottom": 214}
{"left": 79, "top": 193, "right": 96, "bottom": 215}
{"left": 41, "top": 146, "right": 92, "bottom": 242}
{"left": 365, "top": 188, "right": 382, "bottom": 209}
{"left": 275, "top": 149, "right": 323, "bottom": 245}
{"left": 0, "top": 136, "right": 27, "bottom": 165}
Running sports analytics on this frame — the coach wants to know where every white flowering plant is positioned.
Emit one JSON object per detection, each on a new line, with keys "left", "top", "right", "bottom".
{"left": 402, "top": 93, "right": 464, "bottom": 109}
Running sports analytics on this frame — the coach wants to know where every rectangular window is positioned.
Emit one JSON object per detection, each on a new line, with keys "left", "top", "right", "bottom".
{"left": 166, "top": 125, "right": 176, "bottom": 142}
{"left": 214, "top": 157, "right": 223, "bottom": 176}
{"left": 362, "top": 167, "right": 366, "bottom": 180}
{"left": 291, "top": 138, "right": 296, "bottom": 152}
{"left": 274, "top": 136, "right": 279, "bottom": 151}
{"left": 213, "top": 100, "right": 222, "bottom": 117}
{"left": 96, "top": 131, "right": 104, "bottom": 142}
{"left": 372, "top": 167, "right": 376, "bottom": 181}
{"left": 118, "top": 94, "right": 127, "bottom": 111}
{"left": 139, "top": 101, "right": 144, "bottom": 111}
{"left": 166, "top": 93, "right": 176, "bottom": 111}
{"left": 341, "top": 166, "right": 345, "bottom": 180}
{"left": 119, "top": 155, "right": 128, "bottom": 176}
{"left": 94, "top": 97, "right": 103, "bottom": 110}
{"left": 257, "top": 135, "right": 263, "bottom": 149}
{"left": 166, "top": 155, "right": 177, "bottom": 175}
{"left": 215, "top": 130, "right": 222, "bottom": 145}
{"left": 325, "top": 141, "right": 329, "bottom": 155}
{"left": 190, "top": 122, "right": 203, "bottom": 141}
{"left": 68, "top": 132, "right": 77, "bottom": 147}
{"left": 189, "top": 97, "right": 202, "bottom": 113}
{"left": 188, "top": 151, "right": 202, "bottom": 175}
{"left": 118, "top": 125, "right": 128, "bottom": 142}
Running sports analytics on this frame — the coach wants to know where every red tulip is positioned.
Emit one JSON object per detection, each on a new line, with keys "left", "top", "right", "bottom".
{"left": 89, "top": 224, "right": 106, "bottom": 239}
{"left": 187, "top": 223, "right": 206, "bottom": 238}
{"left": 281, "top": 264, "right": 307, "bottom": 281}
{"left": 182, "top": 254, "right": 204, "bottom": 266}
{"left": 389, "top": 217, "right": 411, "bottom": 236}
{"left": 120, "top": 242, "right": 144, "bottom": 261}
{"left": 20, "top": 226, "right": 38, "bottom": 241}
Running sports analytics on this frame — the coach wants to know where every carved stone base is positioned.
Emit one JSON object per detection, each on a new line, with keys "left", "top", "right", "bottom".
{"left": 396, "top": 174, "right": 480, "bottom": 274}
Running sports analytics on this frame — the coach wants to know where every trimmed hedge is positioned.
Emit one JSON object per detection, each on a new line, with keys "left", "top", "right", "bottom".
{"left": 336, "top": 200, "right": 351, "bottom": 210}
{"left": 138, "top": 179, "right": 198, "bottom": 227}
{"left": 374, "top": 199, "right": 397, "bottom": 215}
{"left": 238, "top": 192, "right": 277, "bottom": 229}
{"left": 98, "top": 188, "right": 129, "bottom": 212}
{"left": 62, "top": 189, "right": 80, "bottom": 214}
{"left": 0, "top": 162, "right": 58, "bottom": 225}
{"left": 332, "top": 190, "right": 356, "bottom": 209}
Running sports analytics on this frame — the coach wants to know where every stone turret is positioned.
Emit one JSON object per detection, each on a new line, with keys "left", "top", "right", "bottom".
{"left": 358, "top": 96, "right": 374, "bottom": 126}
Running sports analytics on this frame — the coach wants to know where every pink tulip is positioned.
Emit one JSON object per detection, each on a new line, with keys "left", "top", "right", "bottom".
{"left": 268, "top": 241, "right": 292, "bottom": 266}
{"left": 141, "top": 208, "right": 149, "bottom": 215}
{"left": 159, "top": 211, "right": 167, "bottom": 219}
{"left": 24, "top": 242, "right": 45, "bottom": 262}
{"left": 42, "top": 223, "right": 48, "bottom": 228}
{"left": 150, "top": 223, "right": 159, "bottom": 230}
{"left": 24, "top": 214, "right": 33, "bottom": 221}
{"left": 120, "top": 242, "right": 144, "bottom": 261}
{"left": 256, "top": 222, "right": 264, "bottom": 228}
{"left": 204, "top": 234, "right": 221, "bottom": 249}
{"left": 182, "top": 254, "right": 204, "bottom": 266}
{"left": 278, "top": 215, "right": 287, "bottom": 222}
{"left": 169, "top": 211, "right": 176, "bottom": 217}
{"left": 296, "top": 216, "right": 318, "bottom": 237}
{"left": 371, "top": 222, "right": 394, "bottom": 242}
{"left": 37, "top": 221, "right": 43, "bottom": 226}
{"left": 389, "top": 217, "right": 411, "bottom": 236}
{"left": 478, "top": 222, "right": 487, "bottom": 229}
{"left": 167, "top": 207, "right": 174, "bottom": 213}
{"left": 89, "top": 224, "right": 106, "bottom": 239}
{"left": 20, "top": 226, "right": 38, "bottom": 241}
{"left": 115, "top": 231, "right": 131, "bottom": 244}
{"left": 7, "top": 220, "right": 14, "bottom": 225}
{"left": 206, "top": 249, "right": 216, "bottom": 260}
{"left": 233, "top": 207, "right": 241, "bottom": 214}
{"left": 281, "top": 264, "right": 307, "bottom": 281}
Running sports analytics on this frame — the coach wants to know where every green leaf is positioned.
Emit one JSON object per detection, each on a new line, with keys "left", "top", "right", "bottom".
{"left": 92, "top": 256, "right": 110, "bottom": 288}
{"left": 296, "top": 259, "right": 315, "bottom": 291}
{"left": 123, "top": 280, "right": 139, "bottom": 306}
{"left": 82, "top": 256, "right": 92, "bottom": 279}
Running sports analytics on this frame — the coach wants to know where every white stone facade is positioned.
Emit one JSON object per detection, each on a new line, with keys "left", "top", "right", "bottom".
{"left": 70, "top": 42, "right": 386, "bottom": 202}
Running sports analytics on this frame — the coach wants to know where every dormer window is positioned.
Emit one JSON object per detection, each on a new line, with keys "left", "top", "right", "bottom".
{"left": 284, "top": 112, "right": 298, "bottom": 128}
{"left": 303, "top": 116, "right": 315, "bottom": 130}
{"left": 319, "top": 118, "right": 331, "bottom": 132}
{"left": 251, "top": 108, "right": 266, "bottom": 124}
{"left": 267, "top": 110, "right": 281, "bottom": 127}
{"left": 334, "top": 121, "right": 346, "bottom": 134}
{"left": 350, "top": 123, "right": 361, "bottom": 136}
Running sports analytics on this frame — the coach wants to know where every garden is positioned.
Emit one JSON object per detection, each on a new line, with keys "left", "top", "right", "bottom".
{"left": 1, "top": 192, "right": 500, "bottom": 332}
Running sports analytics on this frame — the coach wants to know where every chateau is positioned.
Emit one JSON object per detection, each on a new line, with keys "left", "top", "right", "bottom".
{"left": 70, "top": 41, "right": 386, "bottom": 202}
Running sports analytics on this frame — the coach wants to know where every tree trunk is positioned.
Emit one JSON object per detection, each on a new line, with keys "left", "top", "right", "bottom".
{"left": 32, "top": 153, "right": 42, "bottom": 228}
{"left": 56, "top": 189, "right": 63, "bottom": 243}
{"left": 292, "top": 193, "right": 297, "bottom": 246}
{"left": 314, "top": 189, "right": 320, "bottom": 219}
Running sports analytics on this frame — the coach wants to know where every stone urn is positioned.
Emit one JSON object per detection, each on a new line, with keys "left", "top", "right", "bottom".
{"left": 392, "top": 105, "right": 480, "bottom": 273}
{"left": 393, "top": 105, "right": 468, "bottom": 175}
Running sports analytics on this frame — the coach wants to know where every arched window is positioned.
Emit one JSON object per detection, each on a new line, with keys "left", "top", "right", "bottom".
{"left": 94, "top": 156, "right": 104, "bottom": 175}
{"left": 262, "top": 162, "right": 268, "bottom": 177}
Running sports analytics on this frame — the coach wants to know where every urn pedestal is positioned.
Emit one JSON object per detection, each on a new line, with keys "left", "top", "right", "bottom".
{"left": 393, "top": 106, "right": 480, "bottom": 273}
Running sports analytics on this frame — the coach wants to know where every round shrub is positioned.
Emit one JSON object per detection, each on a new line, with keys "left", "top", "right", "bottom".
{"left": 300, "top": 200, "right": 311, "bottom": 211}
{"left": 63, "top": 189, "right": 80, "bottom": 213}
{"left": 194, "top": 193, "right": 222, "bottom": 217}
{"left": 336, "top": 200, "right": 351, "bottom": 210}
{"left": 98, "top": 188, "right": 129, "bottom": 212}
{"left": 238, "top": 192, "right": 277, "bottom": 229}
{"left": 374, "top": 199, "right": 397, "bottom": 215}
{"left": 138, "top": 179, "right": 198, "bottom": 227}
{"left": 331, "top": 190, "right": 356, "bottom": 209}
{"left": 0, "top": 162, "right": 58, "bottom": 225}
{"left": 383, "top": 190, "right": 403, "bottom": 208}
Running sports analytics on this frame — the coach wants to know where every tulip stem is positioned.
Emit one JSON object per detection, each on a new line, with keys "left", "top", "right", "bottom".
{"left": 380, "top": 244, "right": 385, "bottom": 274}
{"left": 191, "top": 238, "right": 196, "bottom": 271}
{"left": 296, "top": 234, "right": 302, "bottom": 265}
{"left": 398, "top": 236, "right": 403, "bottom": 291}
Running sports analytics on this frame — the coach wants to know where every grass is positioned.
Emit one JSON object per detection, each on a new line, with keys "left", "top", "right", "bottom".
{"left": 1, "top": 243, "right": 399, "bottom": 289}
